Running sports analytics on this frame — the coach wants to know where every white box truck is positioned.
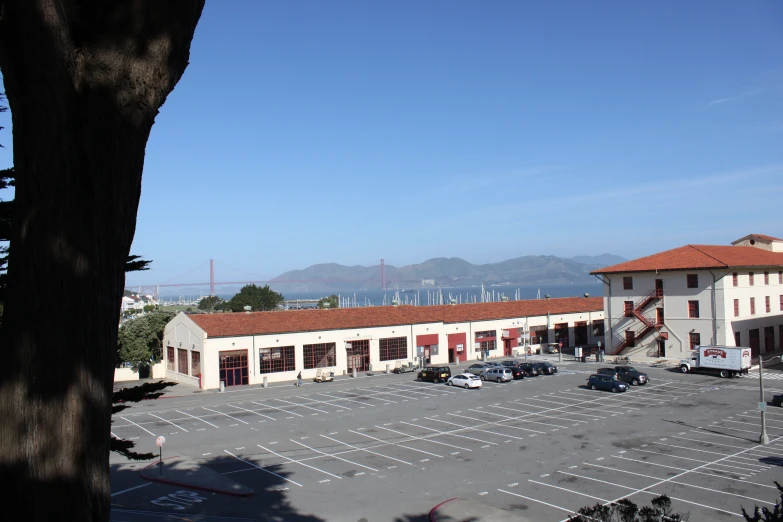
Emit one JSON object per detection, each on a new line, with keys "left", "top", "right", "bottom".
{"left": 680, "top": 345, "right": 752, "bottom": 378}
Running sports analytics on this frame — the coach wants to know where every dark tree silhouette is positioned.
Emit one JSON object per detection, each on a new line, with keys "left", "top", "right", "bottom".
{"left": 0, "top": 2, "right": 204, "bottom": 521}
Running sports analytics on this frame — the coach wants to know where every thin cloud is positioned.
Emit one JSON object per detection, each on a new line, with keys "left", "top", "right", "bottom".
{"left": 705, "top": 98, "right": 731, "bottom": 108}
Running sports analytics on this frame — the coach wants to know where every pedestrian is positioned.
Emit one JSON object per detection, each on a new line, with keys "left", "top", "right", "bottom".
{"left": 296, "top": 371, "right": 302, "bottom": 387}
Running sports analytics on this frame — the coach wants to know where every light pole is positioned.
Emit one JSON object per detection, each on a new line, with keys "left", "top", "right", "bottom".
{"left": 759, "top": 354, "right": 783, "bottom": 445}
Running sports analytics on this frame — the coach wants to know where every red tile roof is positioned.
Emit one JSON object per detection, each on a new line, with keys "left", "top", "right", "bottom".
{"left": 731, "top": 234, "right": 782, "bottom": 244}
{"left": 188, "top": 297, "right": 603, "bottom": 338}
{"left": 591, "top": 245, "right": 783, "bottom": 274}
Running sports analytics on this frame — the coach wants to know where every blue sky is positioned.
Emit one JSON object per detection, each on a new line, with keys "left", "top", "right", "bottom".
{"left": 2, "top": 1, "right": 782, "bottom": 286}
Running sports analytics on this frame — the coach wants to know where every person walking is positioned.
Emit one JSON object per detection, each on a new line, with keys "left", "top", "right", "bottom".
{"left": 296, "top": 371, "right": 302, "bottom": 387}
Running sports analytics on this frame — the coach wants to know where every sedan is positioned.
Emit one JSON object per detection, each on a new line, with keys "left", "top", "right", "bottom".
{"left": 448, "top": 373, "right": 482, "bottom": 389}
{"left": 587, "top": 374, "right": 628, "bottom": 393}
{"left": 516, "top": 363, "right": 540, "bottom": 377}
{"left": 500, "top": 360, "right": 521, "bottom": 368}
{"left": 532, "top": 362, "right": 558, "bottom": 375}
{"left": 466, "top": 363, "right": 490, "bottom": 375}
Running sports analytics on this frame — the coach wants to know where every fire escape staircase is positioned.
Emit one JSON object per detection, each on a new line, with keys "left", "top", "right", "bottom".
{"left": 612, "top": 289, "right": 663, "bottom": 355}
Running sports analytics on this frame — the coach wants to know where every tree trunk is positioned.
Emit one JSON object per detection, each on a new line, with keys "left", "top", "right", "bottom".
{"left": 0, "top": 2, "right": 204, "bottom": 521}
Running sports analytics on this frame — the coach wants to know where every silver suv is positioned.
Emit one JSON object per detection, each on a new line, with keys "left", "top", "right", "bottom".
{"left": 480, "top": 367, "right": 513, "bottom": 383}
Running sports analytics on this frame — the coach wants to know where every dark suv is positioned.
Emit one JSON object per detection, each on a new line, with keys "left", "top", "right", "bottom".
{"left": 532, "top": 362, "right": 558, "bottom": 375}
{"left": 417, "top": 366, "right": 451, "bottom": 383}
{"left": 587, "top": 374, "right": 628, "bottom": 393}
{"left": 516, "top": 362, "right": 540, "bottom": 377}
{"left": 597, "top": 366, "right": 648, "bottom": 386}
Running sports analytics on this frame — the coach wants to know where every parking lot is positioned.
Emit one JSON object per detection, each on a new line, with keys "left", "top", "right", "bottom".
{"left": 110, "top": 359, "right": 783, "bottom": 521}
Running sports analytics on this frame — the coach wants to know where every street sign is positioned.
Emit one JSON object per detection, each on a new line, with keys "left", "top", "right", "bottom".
{"left": 759, "top": 402, "right": 767, "bottom": 412}
{"left": 156, "top": 436, "right": 166, "bottom": 448}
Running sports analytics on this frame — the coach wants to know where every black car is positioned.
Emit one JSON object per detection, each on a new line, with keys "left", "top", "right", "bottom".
{"left": 532, "top": 362, "right": 558, "bottom": 375}
{"left": 516, "top": 362, "right": 540, "bottom": 377}
{"left": 772, "top": 395, "right": 783, "bottom": 407}
{"left": 597, "top": 366, "right": 648, "bottom": 386}
{"left": 500, "top": 360, "right": 521, "bottom": 368}
{"left": 506, "top": 366, "right": 525, "bottom": 380}
{"left": 417, "top": 366, "right": 452, "bottom": 383}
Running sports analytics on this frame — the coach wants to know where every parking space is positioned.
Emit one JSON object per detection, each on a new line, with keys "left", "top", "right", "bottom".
{"left": 111, "top": 364, "right": 783, "bottom": 522}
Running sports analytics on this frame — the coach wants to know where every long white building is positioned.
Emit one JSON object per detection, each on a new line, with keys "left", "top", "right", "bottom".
{"left": 592, "top": 234, "right": 783, "bottom": 359}
{"left": 163, "top": 297, "right": 603, "bottom": 389}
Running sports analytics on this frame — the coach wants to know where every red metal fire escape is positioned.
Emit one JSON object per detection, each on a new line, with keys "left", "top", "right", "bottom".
{"left": 611, "top": 288, "right": 663, "bottom": 355}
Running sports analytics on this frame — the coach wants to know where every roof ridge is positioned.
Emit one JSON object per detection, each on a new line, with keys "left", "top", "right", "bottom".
{"left": 687, "top": 244, "right": 729, "bottom": 269}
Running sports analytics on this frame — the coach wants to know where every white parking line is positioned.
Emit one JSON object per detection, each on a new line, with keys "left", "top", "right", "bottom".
{"left": 529, "top": 479, "right": 611, "bottom": 502}
{"left": 431, "top": 417, "right": 534, "bottom": 441}
{"left": 631, "top": 448, "right": 767, "bottom": 471}
{"left": 581, "top": 464, "right": 773, "bottom": 505}
{"left": 688, "top": 429, "right": 750, "bottom": 442}
{"left": 650, "top": 441, "right": 764, "bottom": 463}
{"left": 373, "top": 425, "right": 472, "bottom": 452}
{"left": 119, "top": 416, "right": 156, "bottom": 436}
{"left": 250, "top": 400, "right": 304, "bottom": 417}
{"left": 223, "top": 450, "right": 303, "bottom": 487}
{"left": 711, "top": 422, "right": 781, "bottom": 436}
{"left": 477, "top": 407, "right": 571, "bottom": 429}
{"left": 201, "top": 407, "right": 249, "bottom": 425}
{"left": 497, "top": 489, "right": 574, "bottom": 514}
{"left": 485, "top": 404, "right": 576, "bottom": 427}
{"left": 148, "top": 413, "right": 188, "bottom": 433}
{"left": 257, "top": 444, "right": 342, "bottom": 479}
{"left": 611, "top": 454, "right": 777, "bottom": 489}
{"left": 555, "top": 470, "right": 745, "bottom": 518}
{"left": 330, "top": 389, "right": 396, "bottom": 404}
{"left": 176, "top": 410, "right": 219, "bottom": 428}
{"left": 356, "top": 387, "right": 419, "bottom": 401}
{"left": 551, "top": 390, "right": 646, "bottom": 408}
{"left": 316, "top": 392, "right": 368, "bottom": 407}
{"left": 349, "top": 429, "right": 443, "bottom": 458}
{"left": 272, "top": 397, "right": 332, "bottom": 414}
{"left": 396, "top": 382, "right": 458, "bottom": 395}
{"left": 734, "top": 414, "right": 783, "bottom": 425}
{"left": 522, "top": 399, "right": 608, "bottom": 418}
{"left": 319, "top": 434, "right": 414, "bottom": 466}
{"left": 289, "top": 439, "right": 378, "bottom": 472}
{"left": 454, "top": 411, "right": 547, "bottom": 434}
{"left": 399, "top": 421, "right": 498, "bottom": 446}
{"left": 227, "top": 403, "right": 276, "bottom": 421}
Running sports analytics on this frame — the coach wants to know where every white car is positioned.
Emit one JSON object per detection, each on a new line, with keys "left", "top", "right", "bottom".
{"left": 447, "top": 373, "right": 482, "bottom": 389}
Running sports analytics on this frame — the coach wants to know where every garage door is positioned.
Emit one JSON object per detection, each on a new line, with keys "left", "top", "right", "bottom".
{"left": 219, "top": 349, "right": 248, "bottom": 386}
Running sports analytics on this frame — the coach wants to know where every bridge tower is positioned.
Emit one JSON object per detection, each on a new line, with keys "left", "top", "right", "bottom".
{"left": 210, "top": 259, "right": 215, "bottom": 296}
{"left": 381, "top": 259, "right": 386, "bottom": 290}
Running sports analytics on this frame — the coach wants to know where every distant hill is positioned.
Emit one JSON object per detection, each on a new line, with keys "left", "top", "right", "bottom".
{"left": 570, "top": 254, "right": 627, "bottom": 267}
{"left": 270, "top": 254, "right": 623, "bottom": 293}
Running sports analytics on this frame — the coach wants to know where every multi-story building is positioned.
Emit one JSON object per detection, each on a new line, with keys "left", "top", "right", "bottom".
{"left": 592, "top": 234, "right": 783, "bottom": 359}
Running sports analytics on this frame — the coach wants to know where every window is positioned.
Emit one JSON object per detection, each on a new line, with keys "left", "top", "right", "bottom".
{"left": 749, "top": 272, "right": 755, "bottom": 286}
{"left": 177, "top": 348, "right": 188, "bottom": 374}
{"left": 656, "top": 307, "right": 664, "bottom": 325}
{"left": 625, "top": 330, "right": 635, "bottom": 348}
{"left": 379, "top": 337, "right": 408, "bottom": 361}
{"left": 766, "top": 296, "right": 771, "bottom": 313}
{"left": 303, "top": 342, "right": 336, "bottom": 369}
{"left": 765, "top": 272, "right": 770, "bottom": 285}
{"left": 475, "top": 330, "right": 496, "bottom": 339}
{"left": 259, "top": 345, "right": 295, "bottom": 374}
{"left": 733, "top": 272, "right": 738, "bottom": 287}
{"left": 687, "top": 274, "right": 698, "bottom": 288}
{"left": 531, "top": 328, "right": 549, "bottom": 344}
{"left": 191, "top": 351, "right": 201, "bottom": 377}
{"left": 623, "top": 276, "right": 633, "bottom": 290}
{"left": 688, "top": 300, "right": 699, "bottom": 318}
{"left": 554, "top": 323, "right": 569, "bottom": 346}
{"left": 779, "top": 271, "right": 783, "bottom": 284}
{"left": 734, "top": 299, "right": 739, "bottom": 317}
{"left": 166, "top": 346, "right": 175, "bottom": 371}
{"left": 624, "top": 301, "right": 634, "bottom": 317}
{"left": 780, "top": 295, "right": 783, "bottom": 311}
{"left": 750, "top": 297, "right": 756, "bottom": 315}
{"left": 689, "top": 332, "right": 701, "bottom": 350}
{"left": 475, "top": 339, "right": 496, "bottom": 352}
{"left": 734, "top": 331, "right": 741, "bottom": 346}
{"left": 592, "top": 320, "right": 605, "bottom": 337}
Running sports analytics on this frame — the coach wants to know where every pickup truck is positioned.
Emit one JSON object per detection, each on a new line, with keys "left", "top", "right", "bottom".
{"left": 597, "top": 366, "right": 649, "bottom": 386}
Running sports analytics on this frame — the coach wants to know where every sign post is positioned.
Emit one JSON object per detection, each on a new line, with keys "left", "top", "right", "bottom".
{"left": 156, "top": 436, "right": 166, "bottom": 477}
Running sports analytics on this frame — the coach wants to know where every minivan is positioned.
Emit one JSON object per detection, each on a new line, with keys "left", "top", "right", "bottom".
{"left": 480, "top": 367, "right": 513, "bottom": 383}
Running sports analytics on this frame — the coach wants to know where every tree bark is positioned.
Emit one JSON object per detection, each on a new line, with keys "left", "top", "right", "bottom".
{"left": 0, "top": 2, "right": 204, "bottom": 521}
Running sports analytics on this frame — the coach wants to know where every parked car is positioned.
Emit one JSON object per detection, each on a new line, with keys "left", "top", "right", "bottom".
{"left": 480, "top": 367, "right": 513, "bottom": 383}
{"left": 587, "top": 374, "right": 628, "bottom": 393}
{"left": 544, "top": 344, "right": 560, "bottom": 354}
{"left": 447, "top": 373, "right": 482, "bottom": 389}
{"left": 500, "top": 360, "right": 521, "bottom": 368}
{"left": 484, "top": 361, "right": 503, "bottom": 367}
{"left": 466, "top": 363, "right": 490, "bottom": 376}
{"left": 532, "top": 362, "right": 558, "bottom": 375}
{"left": 417, "top": 366, "right": 452, "bottom": 383}
{"left": 392, "top": 362, "right": 418, "bottom": 374}
{"left": 773, "top": 395, "right": 783, "bottom": 407}
{"left": 516, "top": 362, "right": 540, "bottom": 377}
{"left": 597, "top": 366, "right": 649, "bottom": 385}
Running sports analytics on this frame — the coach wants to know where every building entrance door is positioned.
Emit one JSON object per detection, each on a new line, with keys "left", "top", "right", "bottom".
{"left": 503, "top": 339, "right": 512, "bottom": 357}
{"left": 655, "top": 279, "right": 663, "bottom": 297}
{"left": 219, "top": 350, "right": 248, "bottom": 386}
{"left": 749, "top": 329, "right": 760, "bottom": 358}
{"left": 346, "top": 340, "right": 370, "bottom": 373}
{"left": 657, "top": 340, "right": 665, "bottom": 358}
{"left": 448, "top": 348, "right": 455, "bottom": 363}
